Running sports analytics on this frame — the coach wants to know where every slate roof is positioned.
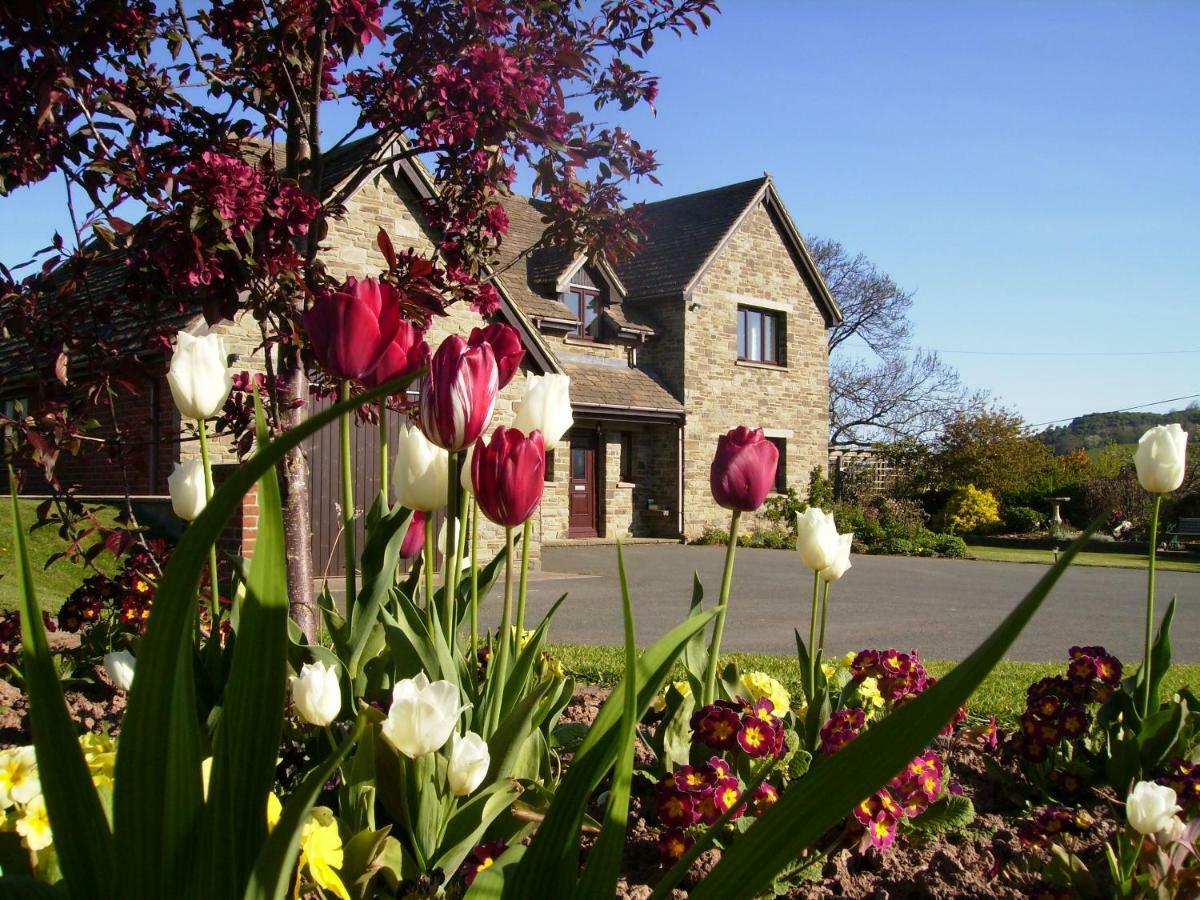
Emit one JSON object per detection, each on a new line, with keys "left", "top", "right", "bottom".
{"left": 559, "top": 356, "right": 682, "bottom": 415}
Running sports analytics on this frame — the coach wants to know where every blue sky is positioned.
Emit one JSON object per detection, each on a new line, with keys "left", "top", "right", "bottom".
{"left": 2, "top": 0, "right": 1197, "bottom": 427}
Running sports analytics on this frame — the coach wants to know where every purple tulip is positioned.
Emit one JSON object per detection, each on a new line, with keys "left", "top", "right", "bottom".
{"left": 710, "top": 426, "right": 779, "bottom": 512}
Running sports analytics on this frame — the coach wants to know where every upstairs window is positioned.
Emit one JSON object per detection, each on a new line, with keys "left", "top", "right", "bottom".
{"left": 563, "top": 286, "right": 602, "bottom": 339}
{"left": 737, "top": 306, "right": 781, "bottom": 364}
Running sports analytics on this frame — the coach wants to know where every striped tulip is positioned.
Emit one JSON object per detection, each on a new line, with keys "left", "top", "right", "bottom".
{"left": 471, "top": 427, "right": 545, "bottom": 527}
{"left": 418, "top": 334, "right": 498, "bottom": 451}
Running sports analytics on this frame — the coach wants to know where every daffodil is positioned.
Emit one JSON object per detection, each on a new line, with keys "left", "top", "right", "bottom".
{"left": 0, "top": 747, "right": 40, "bottom": 810}
{"left": 298, "top": 808, "right": 350, "bottom": 900}
{"left": 16, "top": 794, "right": 53, "bottom": 852}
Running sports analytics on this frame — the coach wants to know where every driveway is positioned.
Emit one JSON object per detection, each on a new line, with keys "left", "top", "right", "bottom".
{"left": 496, "top": 544, "right": 1200, "bottom": 663}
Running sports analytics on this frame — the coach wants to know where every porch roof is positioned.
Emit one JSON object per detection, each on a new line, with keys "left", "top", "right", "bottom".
{"left": 561, "top": 357, "right": 683, "bottom": 419}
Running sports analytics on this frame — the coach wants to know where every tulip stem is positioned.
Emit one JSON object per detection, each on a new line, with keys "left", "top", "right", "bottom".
{"left": 491, "top": 526, "right": 516, "bottom": 734}
{"left": 469, "top": 498, "right": 479, "bottom": 663}
{"left": 423, "top": 515, "right": 436, "bottom": 616}
{"left": 808, "top": 571, "right": 821, "bottom": 699}
{"left": 1141, "top": 494, "right": 1163, "bottom": 719}
{"left": 196, "top": 418, "right": 220, "bottom": 629}
{"left": 818, "top": 580, "right": 830, "bottom": 659}
{"left": 444, "top": 450, "right": 460, "bottom": 651}
{"left": 703, "top": 510, "right": 741, "bottom": 706}
{"left": 516, "top": 518, "right": 532, "bottom": 637}
{"left": 339, "top": 380, "right": 357, "bottom": 618}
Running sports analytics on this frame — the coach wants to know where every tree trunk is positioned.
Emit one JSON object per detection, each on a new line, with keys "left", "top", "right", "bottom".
{"left": 280, "top": 353, "right": 317, "bottom": 640}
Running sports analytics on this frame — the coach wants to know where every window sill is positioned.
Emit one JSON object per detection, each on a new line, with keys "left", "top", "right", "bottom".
{"left": 616, "top": 481, "right": 636, "bottom": 489}
{"left": 563, "top": 334, "right": 601, "bottom": 346}
{"left": 735, "top": 359, "right": 787, "bottom": 371}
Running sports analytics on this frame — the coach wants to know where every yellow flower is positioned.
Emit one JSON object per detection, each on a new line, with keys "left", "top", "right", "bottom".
{"left": 840, "top": 651, "right": 856, "bottom": 668}
{"left": 821, "top": 663, "right": 836, "bottom": 680}
{"left": 739, "top": 671, "right": 790, "bottom": 717}
{"left": 15, "top": 794, "right": 52, "bottom": 852}
{"left": 79, "top": 733, "right": 117, "bottom": 790}
{"left": 858, "top": 677, "right": 886, "bottom": 715}
{"left": 0, "top": 747, "right": 40, "bottom": 810}
{"left": 541, "top": 653, "right": 565, "bottom": 680}
{"left": 298, "top": 808, "right": 350, "bottom": 900}
{"left": 267, "top": 792, "right": 282, "bottom": 831}
{"left": 653, "top": 680, "right": 692, "bottom": 713}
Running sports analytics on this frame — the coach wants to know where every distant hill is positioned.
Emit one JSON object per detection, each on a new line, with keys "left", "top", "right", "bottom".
{"left": 1039, "top": 406, "right": 1200, "bottom": 455}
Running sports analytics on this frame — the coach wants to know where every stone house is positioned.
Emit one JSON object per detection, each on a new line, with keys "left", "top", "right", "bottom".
{"left": 3, "top": 135, "right": 840, "bottom": 572}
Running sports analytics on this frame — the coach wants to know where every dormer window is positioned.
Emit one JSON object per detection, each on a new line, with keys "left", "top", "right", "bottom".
{"left": 561, "top": 266, "right": 605, "bottom": 339}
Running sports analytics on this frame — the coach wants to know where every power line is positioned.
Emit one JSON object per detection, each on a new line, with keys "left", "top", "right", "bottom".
{"left": 939, "top": 348, "right": 1200, "bottom": 358}
{"left": 1028, "top": 393, "right": 1200, "bottom": 429}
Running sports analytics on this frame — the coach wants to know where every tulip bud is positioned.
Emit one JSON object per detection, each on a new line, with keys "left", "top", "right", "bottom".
{"left": 471, "top": 427, "right": 546, "bottom": 527}
{"left": 709, "top": 426, "right": 778, "bottom": 512}
{"left": 104, "top": 650, "right": 136, "bottom": 692}
{"left": 289, "top": 661, "right": 342, "bottom": 727}
{"left": 400, "top": 510, "right": 427, "bottom": 560}
{"left": 820, "top": 531, "right": 854, "bottom": 582}
{"left": 512, "top": 374, "right": 574, "bottom": 451}
{"left": 418, "top": 335, "right": 499, "bottom": 451}
{"left": 303, "top": 276, "right": 403, "bottom": 381}
{"left": 393, "top": 422, "right": 449, "bottom": 511}
{"left": 381, "top": 672, "right": 466, "bottom": 758}
{"left": 167, "top": 331, "right": 233, "bottom": 421}
{"left": 447, "top": 730, "right": 490, "bottom": 796}
{"left": 1127, "top": 781, "right": 1180, "bottom": 835}
{"left": 1134, "top": 424, "right": 1188, "bottom": 494}
{"left": 168, "top": 460, "right": 208, "bottom": 521}
{"left": 796, "top": 507, "right": 841, "bottom": 573}
{"left": 361, "top": 319, "right": 428, "bottom": 391}
{"left": 468, "top": 323, "right": 525, "bottom": 389}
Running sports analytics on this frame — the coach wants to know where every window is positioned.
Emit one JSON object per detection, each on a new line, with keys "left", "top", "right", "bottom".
{"left": 736, "top": 306, "right": 781, "bottom": 364}
{"left": 767, "top": 437, "right": 786, "bottom": 494}
{"left": 563, "top": 286, "right": 602, "bottom": 338}
{"left": 619, "top": 432, "right": 634, "bottom": 483}
{"left": 544, "top": 449, "right": 555, "bottom": 482}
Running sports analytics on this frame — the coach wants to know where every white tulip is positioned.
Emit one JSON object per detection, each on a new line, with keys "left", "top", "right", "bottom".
{"left": 290, "top": 661, "right": 342, "bottom": 727}
{"left": 512, "top": 374, "right": 573, "bottom": 450}
{"left": 1134, "top": 424, "right": 1188, "bottom": 494}
{"left": 438, "top": 519, "right": 470, "bottom": 571}
{"left": 1157, "top": 815, "right": 1187, "bottom": 846}
{"left": 381, "top": 672, "right": 466, "bottom": 758}
{"left": 393, "top": 422, "right": 450, "bottom": 511}
{"left": 820, "top": 531, "right": 854, "bottom": 582}
{"left": 460, "top": 441, "right": 476, "bottom": 495}
{"left": 168, "top": 460, "right": 208, "bottom": 521}
{"left": 1127, "top": 781, "right": 1180, "bottom": 835}
{"left": 796, "top": 507, "right": 841, "bottom": 573}
{"left": 167, "top": 331, "right": 233, "bottom": 421}
{"left": 103, "top": 650, "right": 136, "bottom": 692}
{"left": 447, "top": 731, "right": 490, "bottom": 796}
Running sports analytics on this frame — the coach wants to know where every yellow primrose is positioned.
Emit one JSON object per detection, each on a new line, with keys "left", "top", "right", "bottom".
{"left": 298, "top": 808, "right": 350, "bottom": 900}
{"left": 267, "top": 792, "right": 282, "bottom": 831}
{"left": 541, "top": 653, "right": 565, "bottom": 680}
{"left": 858, "top": 677, "right": 886, "bottom": 712}
{"left": 739, "top": 671, "right": 790, "bottom": 717}
{"left": 840, "top": 651, "right": 857, "bottom": 668}
{"left": 79, "top": 733, "right": 117, "bottom": 790}
{"left": 0, "top": 747, "right": 40, "bottom": 810}
{"left": 821, "top": 663, "right": 836, "bottom": 680}
{"left": 15, "top": 794, "right": 52, "bottom": 852}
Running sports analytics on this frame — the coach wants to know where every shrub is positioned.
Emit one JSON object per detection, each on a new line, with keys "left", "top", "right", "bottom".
{"left": 762, "top": 487, "right": 806, "bottom": 528}
{"left": 871, "top": 537, "right": 915, "bottom": 556}
{"left": 1002, "top": 505, "right": 1045, "bottom": 534}
{"left": 807, "top": 465, "right": 835, "bottom": 509}
{"left": 694, "top": 527, "right": 730, "bottom": 546}
{"left": 941, "top": 484, "right": 1001, "bottom": 535}
{"left": 932, "top": 534, "right": 968, "bottom": 558}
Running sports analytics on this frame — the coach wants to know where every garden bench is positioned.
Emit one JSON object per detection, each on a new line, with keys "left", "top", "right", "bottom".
{"left": 1167, "top": 517, "right": 1200, "bottom": 546}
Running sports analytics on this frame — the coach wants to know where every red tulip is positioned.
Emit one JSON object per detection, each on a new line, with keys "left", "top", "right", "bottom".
{"left": 400, "top": 510, "right": 426, "bottom": 559}
{"left": 471, "top": 427, "right": 545, "bottom": 527}
{"left": 418, "top": 334, "right": 498, "bottom": 451}
{"left": 304, "top": 277, "right": 402, "bottom": 380}
{"left": 710, "top": 426, "right": 779, "bottom": 512}
{"left": 468, "top": 323, "right": 524, "bottom": 389}
{"left": 362, "top": 319, "right": 428, "bottom": 390}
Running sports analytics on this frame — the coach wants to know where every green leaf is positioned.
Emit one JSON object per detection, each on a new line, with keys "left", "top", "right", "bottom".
{"left": 485, "top": 680, "right": 553, "bottom": 783}
{"left": 909, "top": 794, "right": 975, "bottom": 834}
{"left": 576, "top": 543, "right": 639, "bottom": 897}
{"left": 202, "top": 399, "right": 292, "bottom": 897}
{"left": 466, "top": 844, "right": 526, "bottom": 899}
{"left": 689, "top": 522, "right": 1099, "bottom": 900}
{"left": 8, "top": 483, "right": 114, "bottom": 900}
{"left": 681, "top": 573, "right": 708, "bottom": 695}
{"left": 503, "top": 604, "right": 717, "bottom": 898}
{"left": 1136, "top": 596, "right": 1176, "bottom": 718}
{"left": 496, "top": 592, "right": 568, "bottom": 722}
{"left": 1138, "top": 695, "right": 1187, "bottom": 772}
{"left": 346, "top": 505, "right": 414, "bottom": 676}
{"left": 113, "top": 375, "right": 418, "bottom": 900}
{"left": 243, "top": 713, "right": 369, "bottom": 900}
{"left": 432, "top": 781, "right": 523, "bottom": 876}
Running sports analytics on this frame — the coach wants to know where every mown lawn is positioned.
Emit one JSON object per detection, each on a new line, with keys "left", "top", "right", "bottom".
{"left": 966, "top": 544, "right": 1200, "bottom": 573}
{"left": 0, "top": 499, "right": 120, "bottom": 612}
{"left": 547, "top": 642, "right": 1200, "bottom": 726}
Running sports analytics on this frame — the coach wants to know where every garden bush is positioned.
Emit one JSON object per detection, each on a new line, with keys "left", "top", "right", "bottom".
{"left": 931, "top": 534, "right": 968, "bottom": 558}
{"left": 1002, "top": 505, "right": 1045, "bottom": 534}
{"left": 940, "top": 484, "right": 1002, "bottom": 534}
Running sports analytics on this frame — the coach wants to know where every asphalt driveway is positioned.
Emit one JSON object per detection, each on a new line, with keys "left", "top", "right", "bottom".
{"left": 500, "top": 544, "right": 1200, "bottom": 663}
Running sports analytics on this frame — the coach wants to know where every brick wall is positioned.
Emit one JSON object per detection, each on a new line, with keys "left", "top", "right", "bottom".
{"left": 679, "top": 201, "right": 829, "bottom": 538}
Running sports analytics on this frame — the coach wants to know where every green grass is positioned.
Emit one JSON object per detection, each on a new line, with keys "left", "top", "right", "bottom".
{"left": 547, "top": 642, "right": 1200, "bottom": 726}
{"left": 0, "top": 499, "right": 120, "bottom": 612}
{"left": 966, "top": 544, "right": 1200, "bottom": 573}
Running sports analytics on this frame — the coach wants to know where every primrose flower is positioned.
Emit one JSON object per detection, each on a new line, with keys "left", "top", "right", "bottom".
{"left": 0, "top": 747, "right": 40, "bottom": 809}
{"left": 712, "top": 776, "right": 746, "bottom": 820}
{"left": 79, "top": 732, "right": 116, "bottom": 791}
{"left": 753, "top": 782, "right": 780, "bottom": 815}
{"left": 819, "top": 708, "right": 865, "bottom": 756}
{"left": 690, "top": 703, "right": 741, "bottom": 751}
{"left": 657, "top": 783, "right": 698, "bottom": 827}
{"left": 866, "top": 811, "right": 898, "bottom": 851}
{"left": 674, "top": 764, "right": 710, "bottom": 794}
{"left": 857, "top": 677, "right": 885, "bottom": 712}
{"left": 15, "top": 793, "right": 53, "bottom": 852}
{"left": 739, "top": 671, "right": 790, "bottom": 717}
{"left": 708, "top": 756, "right": 733, "bottom": 780}
{"left": 1061, "top": 706, "right": 1089, "bottom": 738}
{"left": 299, "top": 808, "right": 350, "bottom": 900}
{"left": 736, "top": 714, "right": 776, "bottom": 759}
{"left": 658, "top": 827, "right": 693, "bottom": 864}
{"left": 463, "top": 841, "right": 508, "bottom": 887}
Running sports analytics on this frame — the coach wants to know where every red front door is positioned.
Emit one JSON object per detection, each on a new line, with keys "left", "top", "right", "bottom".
{"left": 567, "top": 431, "right": 598, "bottom": 538}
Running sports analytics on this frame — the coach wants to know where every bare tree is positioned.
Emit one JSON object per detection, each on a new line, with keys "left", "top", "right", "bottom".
{"left": 809, "top": 238, "right": 980, "bottom": 447}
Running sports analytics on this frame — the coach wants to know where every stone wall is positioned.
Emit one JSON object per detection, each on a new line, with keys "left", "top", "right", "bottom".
{"left": 680, "top": 201, "right": 829, "bottom": 538}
